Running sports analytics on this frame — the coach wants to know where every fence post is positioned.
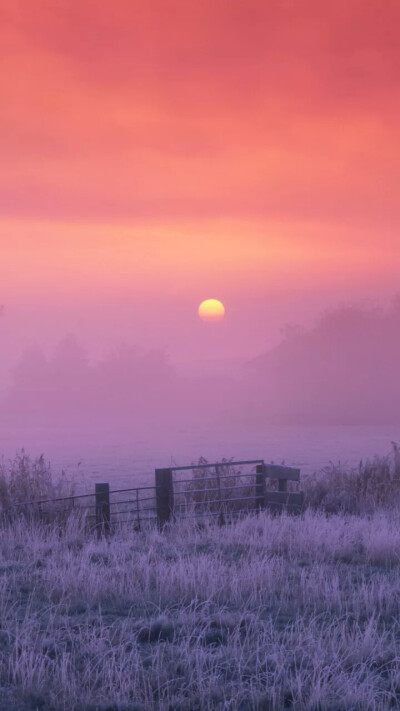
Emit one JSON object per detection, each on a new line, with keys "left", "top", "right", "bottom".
{"left": 215, "top": 463, "right": 225, "bottom": 525}
{"left": 135, "top": 488, "right": 141, "bottom": 531}
{"left": 155, "top": 468, "right": 174, "bottom": 528}
{"left": 95, "top": 483, "right": 110, "bottom": 537}
{"left": 256, "top": 464, "right": 266, "bottom": 510}
{"left": 278, "top": 477, "right": 287, "bottom": 493}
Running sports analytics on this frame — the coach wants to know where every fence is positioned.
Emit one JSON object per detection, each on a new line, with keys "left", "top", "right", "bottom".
{"left": 2, "top": 484, "right": 158, "bottom": 533}
{"left": 158, "top": 460, "right": 304, "bottom": 525}
{"left": 1, "top": 459, "right": 304, "bottom": 532}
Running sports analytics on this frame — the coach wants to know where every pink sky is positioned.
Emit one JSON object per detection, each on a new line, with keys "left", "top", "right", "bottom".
{"left": 1, "top": 0, "right": 399, "bottom": 371}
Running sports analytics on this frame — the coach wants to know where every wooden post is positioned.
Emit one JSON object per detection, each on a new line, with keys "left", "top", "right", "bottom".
{"left": 155, "top": 468, "right": 174, "bottom": 528}
{"left": 95, "top": 483, "right": 110, "bottom": 537}
{"left": 255, "top": 464, "right": 266, "bottom": 509}
{"left": 278, "top": 478, "right": 287, "bottom": 493}
{"left": 215, "top": 463, "right": 225, "bottom": 526}
{"left": 135, "top": 488, "right": 141, "bottom": 531}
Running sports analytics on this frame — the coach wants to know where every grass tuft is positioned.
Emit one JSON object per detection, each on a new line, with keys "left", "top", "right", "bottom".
{"left": 303, "top": 442, "right": 400, "bottom": 513}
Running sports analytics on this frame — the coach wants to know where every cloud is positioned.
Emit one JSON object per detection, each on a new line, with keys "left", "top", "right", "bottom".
{"left": 0, "top": 0, "right": 399, "bottom": 228}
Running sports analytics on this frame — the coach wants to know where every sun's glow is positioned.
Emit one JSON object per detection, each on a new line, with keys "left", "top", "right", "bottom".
{"left": 198, "top": 299, "right": 225, "bottom": 322}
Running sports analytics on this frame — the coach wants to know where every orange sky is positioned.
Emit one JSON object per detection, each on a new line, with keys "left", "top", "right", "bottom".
{"left": 1, "top": 0, "right": 400, "bottom": 365}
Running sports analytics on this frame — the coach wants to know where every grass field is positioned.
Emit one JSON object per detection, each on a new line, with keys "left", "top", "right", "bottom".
{"left": 1, "top": 506, "right": 400, "bottom": 710}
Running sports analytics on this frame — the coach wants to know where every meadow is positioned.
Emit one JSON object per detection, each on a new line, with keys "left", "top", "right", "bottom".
{"left": 1, "top": 451, "right": 400, "bottom": 710}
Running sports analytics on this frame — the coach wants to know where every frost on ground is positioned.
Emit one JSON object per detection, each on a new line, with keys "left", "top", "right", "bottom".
{"left": 1, "top": 510, "right": 400, "bottom": 710}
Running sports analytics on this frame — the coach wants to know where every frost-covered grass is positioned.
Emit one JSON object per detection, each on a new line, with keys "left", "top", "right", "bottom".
{"left": 2, "top": 447, "right": 400, "bottom": 710}
{"left": 2, "top": 510, "right": 400, "bottom": 710}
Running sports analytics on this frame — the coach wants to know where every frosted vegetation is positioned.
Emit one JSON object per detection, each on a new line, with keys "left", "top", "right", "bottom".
{"left": 1, "top": 448, "right": 400, "bottom": 709}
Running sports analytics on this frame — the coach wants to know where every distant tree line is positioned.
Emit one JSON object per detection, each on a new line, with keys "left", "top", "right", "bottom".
{"left": 245, "top": 297, "right": 400, "bottom": 424}
{"left": 3, "top": 298, "right": 400, "bottom": 425}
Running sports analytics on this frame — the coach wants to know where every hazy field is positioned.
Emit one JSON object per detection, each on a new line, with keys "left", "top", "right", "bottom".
{"left": 1, "top": 506, "right": 400, "bottom": 711}
{"left": 2, "top": 422, "right": 399, "bottom": 491}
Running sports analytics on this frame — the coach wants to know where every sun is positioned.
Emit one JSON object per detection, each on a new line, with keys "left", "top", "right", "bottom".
{"left": 198, "top": 299, "right": 225, "bottom": 323}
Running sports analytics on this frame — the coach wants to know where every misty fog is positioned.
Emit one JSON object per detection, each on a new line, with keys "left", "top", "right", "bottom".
{"left": 1, "top": 298, "right": 400, "bottom": 427}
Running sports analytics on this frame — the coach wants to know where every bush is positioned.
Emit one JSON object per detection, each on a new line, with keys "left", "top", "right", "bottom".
{"left": 303, "top": 442, "right": 400, "bottom": 514}
{"left": 0, "top": 450, "right": 75, "bottom": 515}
